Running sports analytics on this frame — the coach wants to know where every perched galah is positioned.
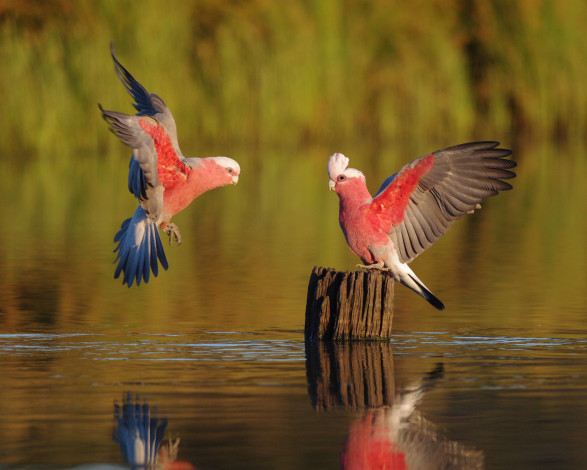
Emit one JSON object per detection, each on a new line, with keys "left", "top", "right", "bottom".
{"left": 327, "top": 142, "right": 516, "bottom": 310}
{"left": 99, "top": 43, "right": 240, "bottom": 287}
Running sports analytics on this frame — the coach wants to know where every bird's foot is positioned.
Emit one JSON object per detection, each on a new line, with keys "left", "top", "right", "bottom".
{"left": 159, "top": 437, "right": 180, "bottom": 463}
{"left": 356, "top": 262, "right": 390, "bottom": 271}
{"left": 163, "top": 223, "right": 182, "bottom": 246}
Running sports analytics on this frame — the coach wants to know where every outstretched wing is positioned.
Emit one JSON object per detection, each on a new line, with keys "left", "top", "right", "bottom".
{"left": 99, "top": 107, "right": 189, "bottom": 219}
{"left": 370, "top": 142, "right": 516, "bottom": 264}
{"left": 100, "top": 43, "right": 189, "bottom": 218}
{"left": 109, "top": 41, "right": 178, "bottom": 138}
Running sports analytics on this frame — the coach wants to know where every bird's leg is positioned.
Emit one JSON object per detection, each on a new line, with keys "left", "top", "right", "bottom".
{"left": 159, "top": 437, "right": 180, "bottom": 463}
{"left": 163, "top": 223, "right": 182, "bottom": 246}
{"left": 356, "top": 262, "right": 391, "bottom": 271}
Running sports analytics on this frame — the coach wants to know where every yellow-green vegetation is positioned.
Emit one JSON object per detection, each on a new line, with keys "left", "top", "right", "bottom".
{"left": 0, "top": 0, "right": 585, "bottom": 163}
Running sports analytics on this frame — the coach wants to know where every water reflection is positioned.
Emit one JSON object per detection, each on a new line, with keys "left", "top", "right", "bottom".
{"left": 306, "top": 342, "right": 483, "bottom": 469}
{"left": 306, "top": 341, "right": 395, "bottom": 410}
{"left": 113, "top": 393, "right": 194, "bottom": 470}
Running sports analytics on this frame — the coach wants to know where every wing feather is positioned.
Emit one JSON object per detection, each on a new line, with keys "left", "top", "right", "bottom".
{"left": 406, "top": 203, "right": 436, "bottom": 246}
{"left": 402, "top": 209, "right": 419, "bottom": 257}
{"left": 101, "top": 43, "right": 188, "bottom": 218}
{"left": 100, "top": 46, "right": 191, "bottom": 220}
{"left": 99, "top": 108, "right": 167, "bottom": 220}
{"left": 110, "top": 42, "right": 180, "bottom": 154}
{"left": 371, "top": 141, "right": 516, "bottom": 264}
{"left": 397, "top": 220, "right": 413, "bottom": 261}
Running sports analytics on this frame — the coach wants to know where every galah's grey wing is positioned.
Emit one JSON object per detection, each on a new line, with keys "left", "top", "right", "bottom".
{"left": 110, "top": 42, "right": 175, "bottom": 124}
{"left": 127, "top": 156, "right": 147, "bottom": 201}
{"left": 109, "top": 42, "right": 179, "bottom": 137}
{"left": 99, "top": 107, "right": 163, "bottom": 220}
{"left": 374, "top": 141, "right": 516, "bottom": 264}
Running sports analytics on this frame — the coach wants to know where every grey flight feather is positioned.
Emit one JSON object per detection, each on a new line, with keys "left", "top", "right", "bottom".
{"left": 109, "top": 41, "right": 182, "bottom": 157}
{"left": 98, "top": 42, "right": 190, "bottom": 221}
{"left": 99, "top": 42, "right": 186, "bottom": 204}
{"left": 388, "top": 141, "right": 517, "bottom": 264}
{"left": 98, "top": 106, "right": 163, "bottom": 220}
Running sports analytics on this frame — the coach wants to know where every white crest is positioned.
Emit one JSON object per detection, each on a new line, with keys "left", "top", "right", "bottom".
{"left": 210, "top": 156, "right": 241, "bottom": 174}
{"left": 344, "top": 168, "right": 366, "bottom": 180}
{"left": 327, "top": 153, "right": 349, "bottom": 180}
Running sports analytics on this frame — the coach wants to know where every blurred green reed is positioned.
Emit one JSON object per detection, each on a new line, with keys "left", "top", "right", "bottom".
{"left": 0, "top": 0, "right": 585, "bottom": 165}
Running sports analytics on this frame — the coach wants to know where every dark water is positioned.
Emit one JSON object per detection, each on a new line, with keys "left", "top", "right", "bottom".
{"left": 1, "top": 329, "right": 586, "bottom": 469}
{"left": 0, "top": 143, "right": 586, "bottom": 469}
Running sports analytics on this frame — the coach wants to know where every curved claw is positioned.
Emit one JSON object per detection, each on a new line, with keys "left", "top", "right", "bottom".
{"left": 163, "top": 223, "right": 182, "bottom": 246}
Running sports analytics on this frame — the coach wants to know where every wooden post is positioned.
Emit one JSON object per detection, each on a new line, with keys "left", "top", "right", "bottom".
{"left": 304, "top": 266, "right": 394, "bottom": 341}
{"left": 305, "top": 340, "right": 395, "bottom": 411}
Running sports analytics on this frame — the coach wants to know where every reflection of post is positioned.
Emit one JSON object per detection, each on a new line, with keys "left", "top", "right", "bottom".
{"left": 341, "top": 364, "right": 485, "bottom": 470}
{"left": 305, "top": 266, "right": 394, "bottom": 340}
{"left": 305, "top": 341, "right": 395, "bottom": 411}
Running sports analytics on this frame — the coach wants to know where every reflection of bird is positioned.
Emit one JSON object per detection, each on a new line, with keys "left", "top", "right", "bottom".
{"left": 114, "top": 393, "right": 168, "bottom": 466}
{"left": 113, "top": 393, "right": 193, "bottom": 469}
{"left": 342, "top": 364, "right": 484, "bottom": 469}
{"left": 385, "top": 363, "right": 445, "bottom": 442}
{"left": 99, "top": 43, "right": 240, "bottom": 287}
{"left": 328, "top": 142, "right": 516, "bottom": 309}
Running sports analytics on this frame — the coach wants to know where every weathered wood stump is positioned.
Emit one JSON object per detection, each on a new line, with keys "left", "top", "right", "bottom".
{"left": 305, "top": 340, "right": 395, "bottom": 411}
{"left": 304, "top": 266, "right": 394, "bottom": 341}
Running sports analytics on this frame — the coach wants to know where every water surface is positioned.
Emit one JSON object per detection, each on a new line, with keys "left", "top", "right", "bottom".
{"left": 1, "top": 328, "right": 586, "bottom": 469}
{"left": 0, "top": 144, "right": 586, "bottom": 469}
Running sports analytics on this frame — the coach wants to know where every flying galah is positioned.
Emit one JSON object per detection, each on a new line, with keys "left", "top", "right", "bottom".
{"left": 100, "top": 43, "right": 240, "bottom": 287}
{"left": 327, "top": 142, "right": 516, "bottom": 310}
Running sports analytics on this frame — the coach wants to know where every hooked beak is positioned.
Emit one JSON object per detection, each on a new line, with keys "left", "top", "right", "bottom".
{"left": 232, "top": 175, "right": 239, "bottom": 185}
{"left": 328, "top": 180, "right": 336, "bottom": 191}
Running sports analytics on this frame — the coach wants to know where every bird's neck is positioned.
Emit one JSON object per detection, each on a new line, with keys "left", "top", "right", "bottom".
{"left": 184, "top": 158, "right": 227, "bottom": 198}
{"left": 337, "top": 179, "right": 373, "bottom": 214}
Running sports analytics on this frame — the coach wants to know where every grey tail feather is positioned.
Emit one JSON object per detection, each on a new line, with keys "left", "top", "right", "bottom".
{"left": 408, "top": 273, "right": 445, "bottom": 310}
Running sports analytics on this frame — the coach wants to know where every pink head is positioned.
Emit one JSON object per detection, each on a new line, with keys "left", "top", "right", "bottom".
{"left": 183, "top": 157, "right": 240, "bottom": 199}
{"left": 196, "top": 156, "right": 240, "bottom": 190}
{"left": 327, "top": 153, "right": 366, "bottom": 193}
{"left": 208, "top": 156, "right": 240, "bottom": 186}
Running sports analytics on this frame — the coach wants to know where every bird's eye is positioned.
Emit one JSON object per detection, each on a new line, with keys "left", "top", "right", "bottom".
{"left": 337, "top": 175, "right": 346, "bottom": 182}
{"left": 226, "top": 167, "right": 234, "bottom": 174}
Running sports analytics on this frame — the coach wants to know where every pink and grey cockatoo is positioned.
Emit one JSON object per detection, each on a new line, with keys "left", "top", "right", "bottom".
{"left": 99, "top": 44, "right": 240, "bottom": 287}
{"left": 328, "top": 142, "right": 516, "bottom": 310}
